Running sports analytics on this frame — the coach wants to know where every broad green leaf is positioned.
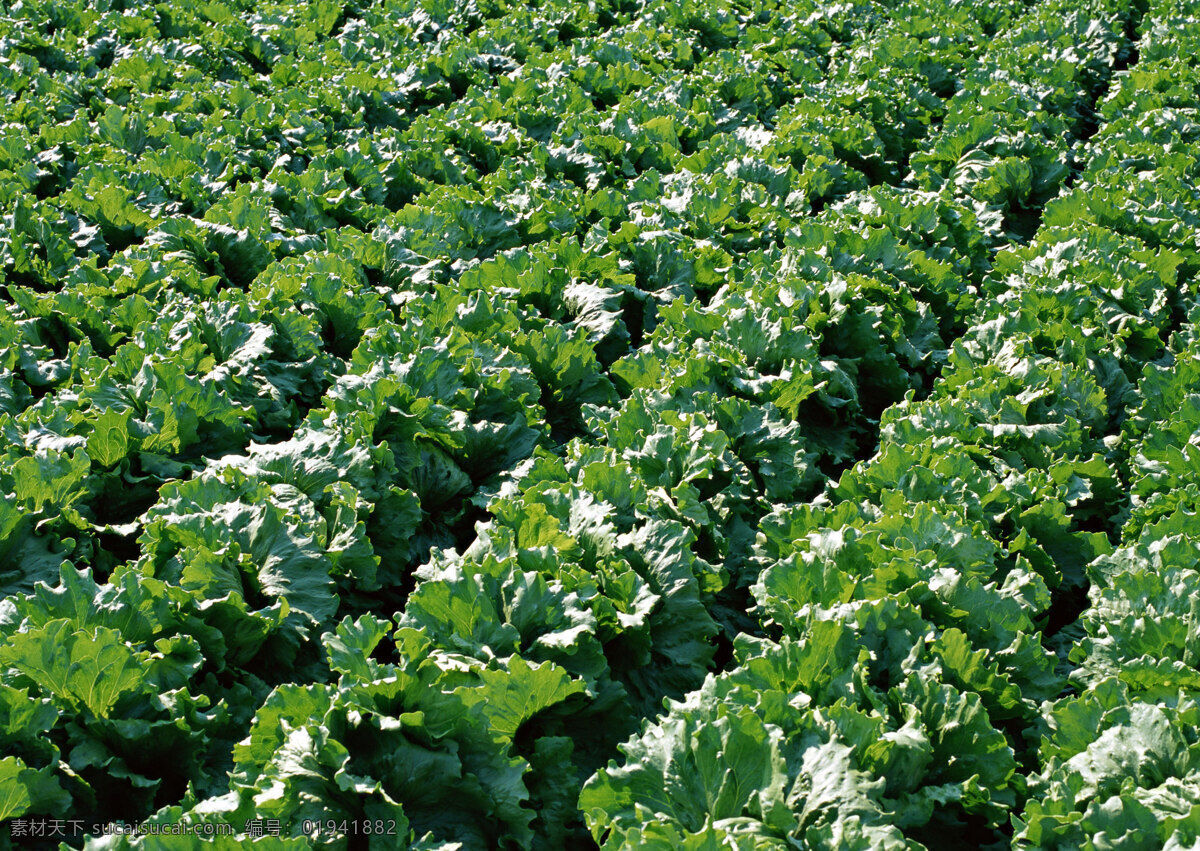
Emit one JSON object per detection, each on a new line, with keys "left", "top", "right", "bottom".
{"left": 0, "top": 620, "right": 148, "bottom": 716}
{"left": 0, "top": 756, "right": 31, "bottom": 821}
{"left": 87, "top": 407, "right": 133, "bottom": 467}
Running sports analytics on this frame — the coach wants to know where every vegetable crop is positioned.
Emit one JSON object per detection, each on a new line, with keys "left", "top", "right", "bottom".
{"left": 1, "top": 0, "right": 1198, "bottom": 848}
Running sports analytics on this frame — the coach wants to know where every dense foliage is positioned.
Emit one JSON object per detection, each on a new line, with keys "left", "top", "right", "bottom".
{"left": 1, "top": 0, "right": 1199, "bottom": 847}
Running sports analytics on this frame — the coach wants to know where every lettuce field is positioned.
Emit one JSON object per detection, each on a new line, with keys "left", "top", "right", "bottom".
{"left": 3, "top": 0, "right": 1200, "bottom": 847}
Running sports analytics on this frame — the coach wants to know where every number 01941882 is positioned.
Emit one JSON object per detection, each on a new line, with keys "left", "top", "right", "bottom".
{"left": 301, "top": 819, "right": 400, "bottom": 837}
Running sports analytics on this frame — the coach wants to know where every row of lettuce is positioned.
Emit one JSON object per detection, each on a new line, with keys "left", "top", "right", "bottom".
{"left": 581, "top": 0, "right": 1200, "bottom": 848}
{"left": 1021, "top": 3, "right": 1200, "bottom": 842}
{"left": 0, "top": 0, "right": 1189, "bottom": 848}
